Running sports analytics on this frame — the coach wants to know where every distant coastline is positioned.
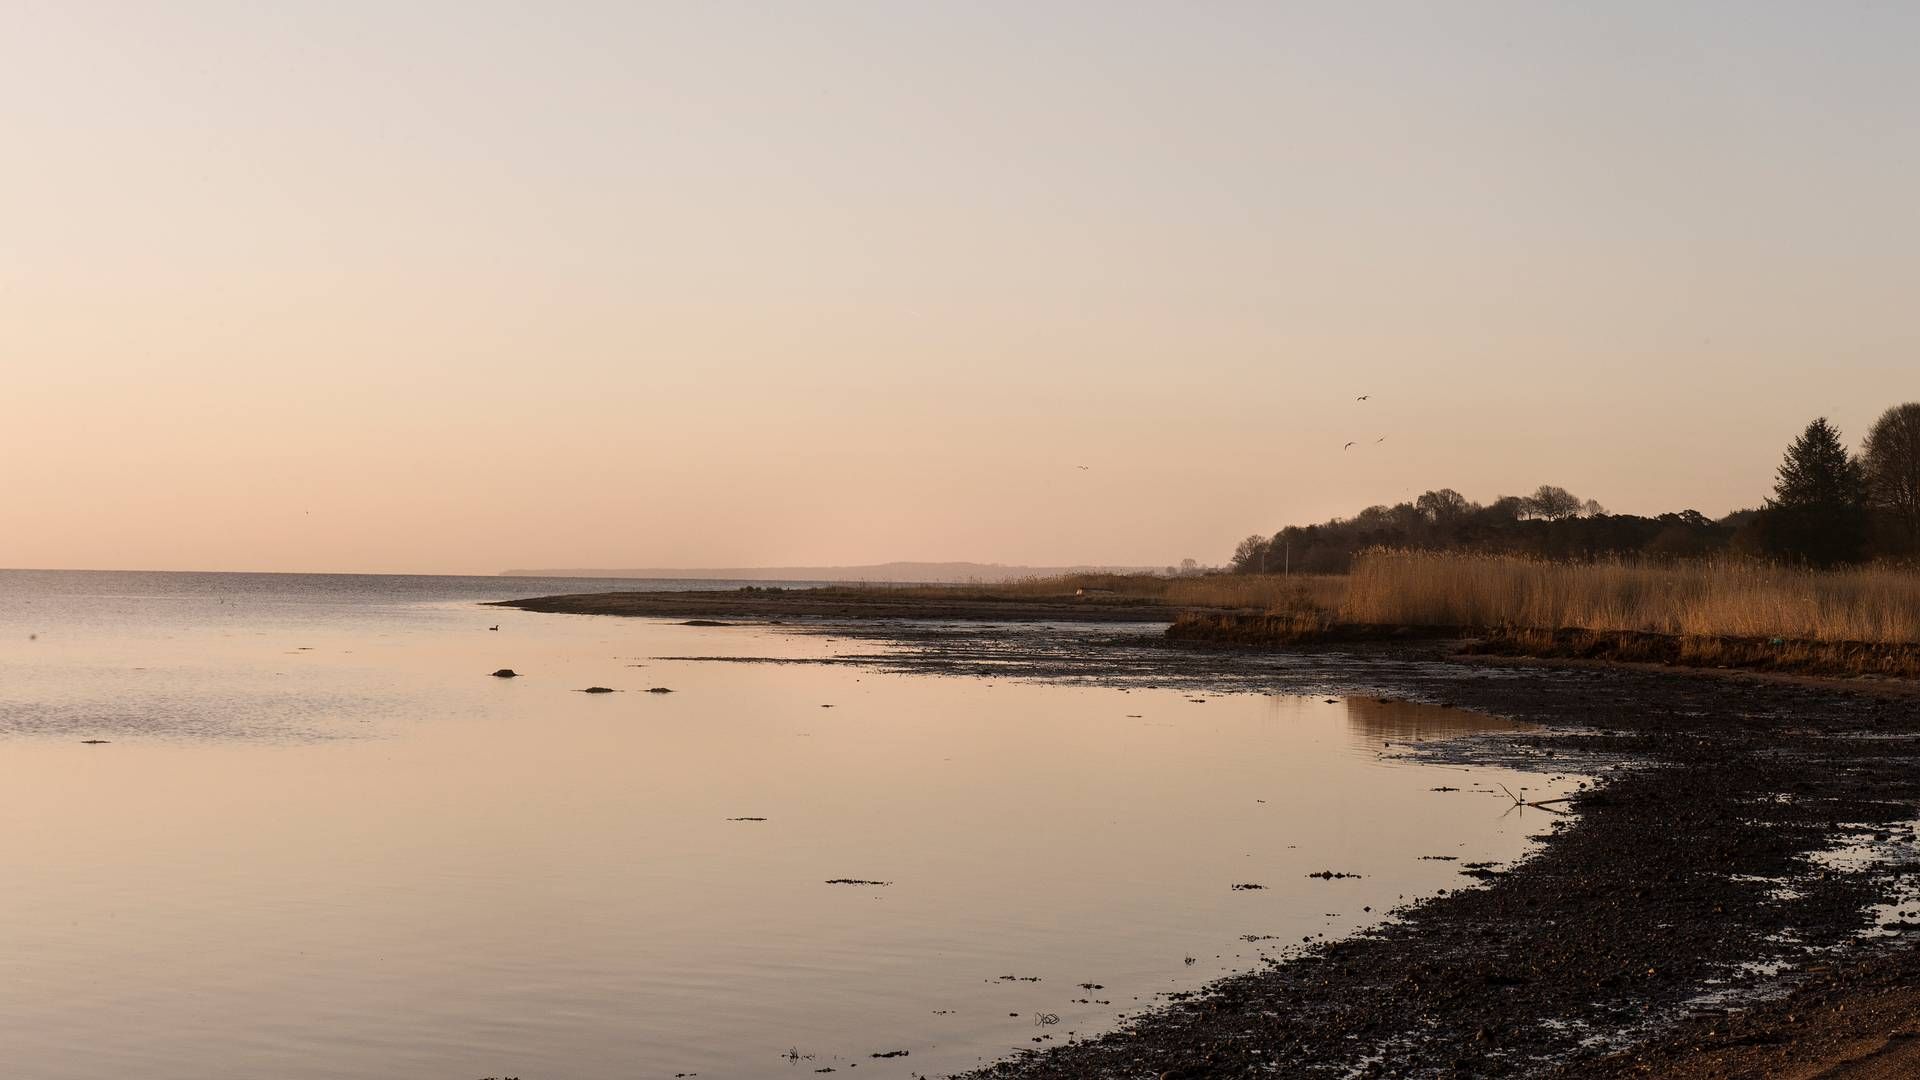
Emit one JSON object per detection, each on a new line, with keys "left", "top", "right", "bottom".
{"left": 498, "top": 561, "right": 1156, "bottom": 583}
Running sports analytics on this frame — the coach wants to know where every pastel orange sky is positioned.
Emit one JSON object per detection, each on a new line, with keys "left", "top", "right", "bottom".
{"left": 5, "top": 3, "right": 1916, "bottom": 574}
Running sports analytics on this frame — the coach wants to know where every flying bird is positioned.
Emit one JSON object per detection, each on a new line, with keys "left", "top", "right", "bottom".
{"left": 1375, "top": 437, "right": 1386, "bottom": 444}
{"left": 1076, "top": 465, "right": 1089, "bottom": 470}
{"left": 1356, "top": 395, "right": 1370, "bottom": 401}
{"left": 1344, "top": 441, "right": 1355, "bottom": 450}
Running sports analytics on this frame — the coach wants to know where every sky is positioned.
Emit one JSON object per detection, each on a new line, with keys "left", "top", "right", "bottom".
{"left": 4, "top": 1, "right": 1917, "bottom": 574}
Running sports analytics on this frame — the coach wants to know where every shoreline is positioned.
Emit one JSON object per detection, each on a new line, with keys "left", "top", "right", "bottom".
{"left": 504, "top": 592, "right": 1920, "bottom": 1079}
{"left": 490, "top": 588, "right": 1186, "bottom": 623}
{"left": 497, "top": 587, "right": 1920, "bottom": 683}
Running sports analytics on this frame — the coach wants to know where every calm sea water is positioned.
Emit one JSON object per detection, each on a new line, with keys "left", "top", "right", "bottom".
{"left": 0, "top": 570, "right": 1575, "bottom": 1079}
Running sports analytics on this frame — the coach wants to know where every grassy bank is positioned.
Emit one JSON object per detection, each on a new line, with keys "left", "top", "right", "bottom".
{"left": 1460, "top": 626, "right": 1920, "bottom": 679}
{"left": 1344, "top": 552, "right": 1920, "bottom": 644}
{"left": 515, "top": 557, "right": 1920, "bottom": 677}
{"left": 1164, "top": 552, "right": 1920, "bottom": 678}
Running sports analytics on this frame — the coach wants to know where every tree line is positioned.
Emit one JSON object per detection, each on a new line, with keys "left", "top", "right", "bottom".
{"left": 1229, "top": 402, "right": 1920, "bottom": 573}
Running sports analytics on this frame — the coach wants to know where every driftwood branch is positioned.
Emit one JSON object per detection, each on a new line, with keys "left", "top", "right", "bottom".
{"left": 1500, "top": 784, "right": 1573, "bottom": 813}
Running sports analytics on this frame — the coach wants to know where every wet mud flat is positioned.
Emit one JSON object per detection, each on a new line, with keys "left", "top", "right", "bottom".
{"left": 655, "top": 620, "right": 1920, "bottom": 1079}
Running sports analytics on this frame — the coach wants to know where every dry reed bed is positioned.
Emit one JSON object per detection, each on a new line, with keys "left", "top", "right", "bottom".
{"left": 1162, "top": 573, "right": 1347, "bottom": 613}
{"left": 1344, "top": 552, "right": 1920, "bottom": 645}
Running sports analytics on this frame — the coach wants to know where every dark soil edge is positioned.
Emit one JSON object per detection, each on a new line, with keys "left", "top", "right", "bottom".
{"left": 755, "top": 623, "right": 1920, "bottom": 1080}
{"left": 933, "top": 647, "right": 1920, "bottom": 1080}
{"left": 944, "top": 653, "right": 1920, "bottom": 1068}
{"left": 1169, "top": 612, "right": 1920, "bottom": 681}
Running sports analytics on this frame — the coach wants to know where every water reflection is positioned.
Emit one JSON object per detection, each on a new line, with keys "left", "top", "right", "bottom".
{"left": 1343, "top": 694, "right": 1535, "bottom": 747}
{"left": 0, "top": 573, "right": 1581, "bottom": 1080}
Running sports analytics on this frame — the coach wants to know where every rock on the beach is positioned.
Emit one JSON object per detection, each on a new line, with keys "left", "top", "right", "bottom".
{"left": 491, "top": 669, "right": 520, "bottom": 678}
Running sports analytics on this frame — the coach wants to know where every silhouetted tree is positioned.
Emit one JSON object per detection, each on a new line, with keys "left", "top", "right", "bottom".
{"left": 1482, "top": 495, "right": 1526, "bottom": 524}
{"left": 1643, "top": 513, "right": 1715, "bottom": 560}
{"left": 1773, "top": 418, "right": 1863, "bottom": 505}
{"left": 1223, "top": 487, "right": 1762, "bottom": 569}
{"left": 1863, "top": 402, "right": 1920, "bottom": 555}
{"left": 1416, "top": 488, "right": 1473, "bottom": 525}
{"left": 1230, "top": 534, "right": 1270, "bottom": 573}
{"left": 1644, "top": 525, "right": 1711, "bottom": 560}
{"left": 1756, "top": 417, "right": 1869, "bottom": 566}
{"left": 1523, "top": 485, "right": 1583, "bottom": 521}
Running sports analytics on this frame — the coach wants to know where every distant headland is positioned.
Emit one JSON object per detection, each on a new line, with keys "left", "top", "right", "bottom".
{"left": 498, "top": 561, "right": 1158, "bottom": 583}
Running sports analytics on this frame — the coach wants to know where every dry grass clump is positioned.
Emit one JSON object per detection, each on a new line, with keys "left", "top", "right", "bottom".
{"left": 1162, "top": 574, "right": 1348, "bottom": 613}
{"left": 1166, "top": 609, "right": 1337, "bottom": 645}
{"left": 1344, "top": 551, "right": 1920, "bottom": 645}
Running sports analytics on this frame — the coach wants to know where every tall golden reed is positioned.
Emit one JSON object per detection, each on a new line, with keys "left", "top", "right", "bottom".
{"left": 1343, "top": 551, "right": 1920, "bottom": 644}
{"left": 1162, "top": 573, "right": 1348, "bottom": 613}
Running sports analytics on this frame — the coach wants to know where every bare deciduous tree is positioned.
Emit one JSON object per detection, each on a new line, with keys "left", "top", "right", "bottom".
{"left": 1523, "top": 485, "right": 1583, "bottom": 521}
{"left": 1415, "top": 488, "right": 1473, "bottom": 523}
{"left": 1864, "top": 403, "right": 1920, "bottom": 552}
{"left": 1231, "top": 534, "right": 1270, "bottom": 573}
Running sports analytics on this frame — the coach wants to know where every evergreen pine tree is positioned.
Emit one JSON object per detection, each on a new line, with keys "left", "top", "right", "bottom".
{"left": 1770, "top": 417, "right": 1866, "bottom": 509}
{"left": 1758, "top": 417, "right": 1868, "bottom": 566}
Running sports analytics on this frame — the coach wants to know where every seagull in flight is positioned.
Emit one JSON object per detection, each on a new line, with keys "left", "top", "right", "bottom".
{"left": 1356, "top": 395, "right": 1370, "bottom": 401}
{"left": 1375, "top": 436, "right": 1386, "bottom": 444}
{"left": 1076, "top": 464, "right": 1090, "bottom": 470}
{"left": 1344, "top": 441, "right": 1355, "bottom": 450}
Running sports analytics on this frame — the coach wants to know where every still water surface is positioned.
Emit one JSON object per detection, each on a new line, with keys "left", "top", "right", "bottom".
{"left": 0, "top": 571, "right": 1574, "bottom": 1079}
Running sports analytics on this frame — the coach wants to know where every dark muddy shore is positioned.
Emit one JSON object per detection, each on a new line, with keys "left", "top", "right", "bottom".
{"left": 757, "top": 625, "right": 1920, "bottom": 1078}
{"left": 509, "top": 597, "right": 1920, "bottom": 1079}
